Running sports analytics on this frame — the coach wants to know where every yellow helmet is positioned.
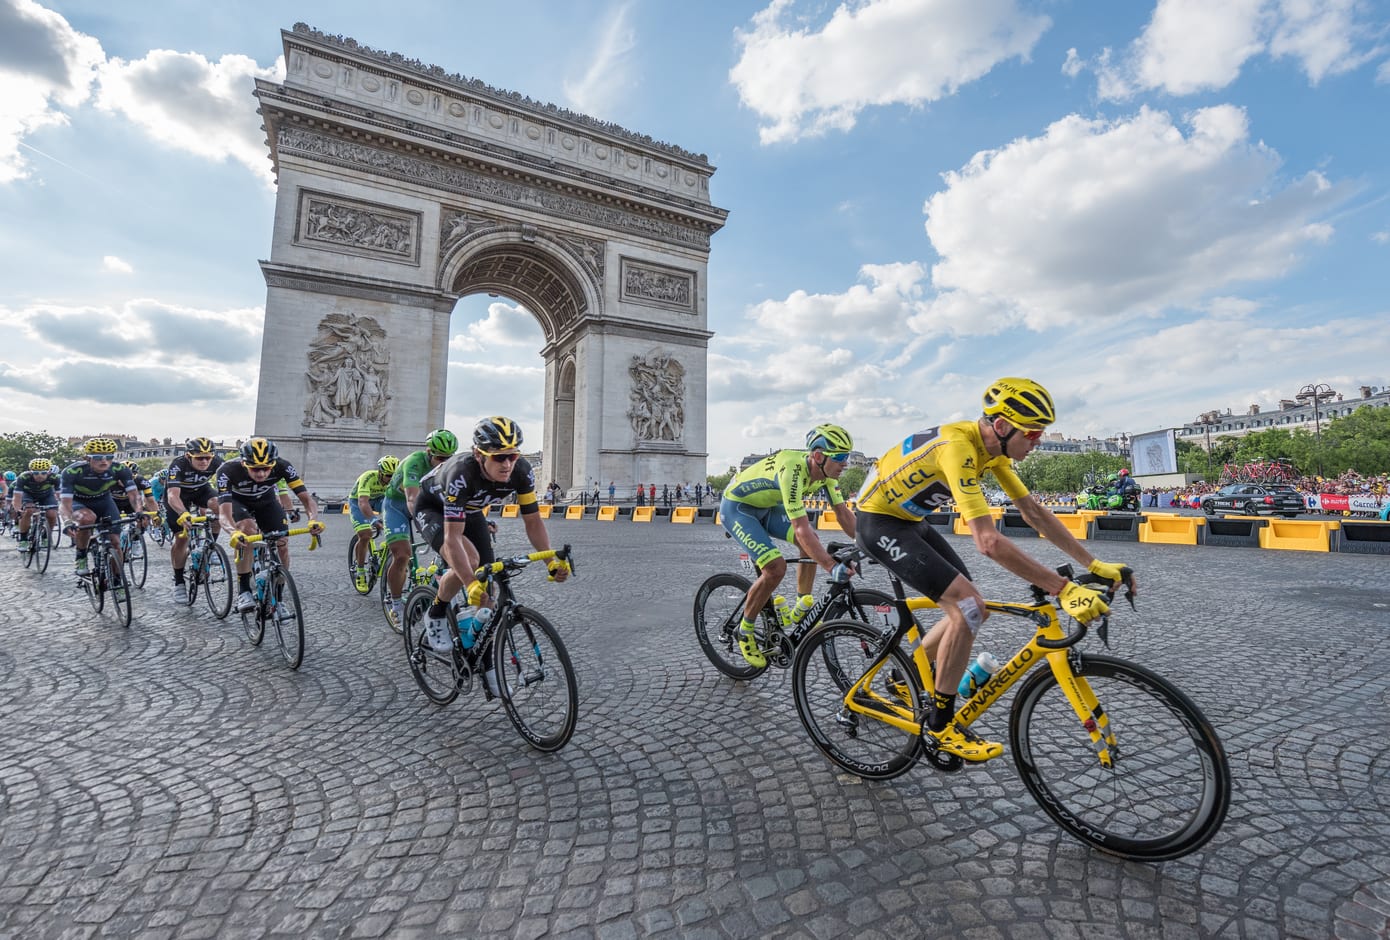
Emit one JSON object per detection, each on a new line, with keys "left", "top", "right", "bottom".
{"left": 982, "top": 377, "right": 1056, "bottom": 430}
{"left": 28, "top": 458, "right": 53, "bottom": 472}
{"left": 240, "top": 437, "right": 278, "bottom": 468}
{"left": 377, "top": 455, "right": 400, "bottom": 476}
{"left": 84, "top": 437, "right": 119, "bottom": 455}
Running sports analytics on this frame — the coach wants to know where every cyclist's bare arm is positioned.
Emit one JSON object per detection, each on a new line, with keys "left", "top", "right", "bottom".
{"left": 521, "top": 511, "right": 568, "bottom": 581}
{"left": 1014, "top": 495, "right": 1135, "bottom": 591}
{"left": 790, "top": 516, "right": 836, "bottom": 573}
{"left": 356, "top": 494, "right": 374, "bottom": 519}
{"left": 965, "top": 514, "right": 1070, "bottom": 594}
{"left": 831, "top": 502, "right": 857, "bottom": 539}
{"left": 404, "top": 484, "right": 422, "bottom": 515}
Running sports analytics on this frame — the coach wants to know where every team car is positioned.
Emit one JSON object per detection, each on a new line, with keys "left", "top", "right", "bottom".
{"left": 1200, "top": 483, "right": 1304, "bottom": 518}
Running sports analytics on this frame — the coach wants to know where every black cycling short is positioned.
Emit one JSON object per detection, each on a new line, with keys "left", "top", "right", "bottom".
{"left": 856, "top": 509, "right": 972, "bottom": 602}
{"left": 229, "top": 497, "right": 287, "bottom": 537}
{"left": 413, "top": 501, "right": 494, "bottom": 571}
{"left": 165, "top": 486, "right": 217, "bottom": 535}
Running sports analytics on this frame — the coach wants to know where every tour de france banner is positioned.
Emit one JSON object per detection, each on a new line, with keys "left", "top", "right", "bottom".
{"left": 1305, "top": 493, "right": 1390, "bottom": 513}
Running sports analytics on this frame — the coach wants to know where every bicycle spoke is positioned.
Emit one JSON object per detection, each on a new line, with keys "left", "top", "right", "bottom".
{"left": 271, "top": 571, "right": 305, "bottom": 669}
{"left": 403, "top": 586, "right": 461, "bottom": 705}
{"left": 494, "top": 608, "right": 577, "bottom": 752}
{"left": 692, "top": 573, "right": 769, "bottom": 680}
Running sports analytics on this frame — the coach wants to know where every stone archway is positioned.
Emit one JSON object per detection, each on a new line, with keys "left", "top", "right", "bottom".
{"left": 250, "top": 24, "right": 727, "bottom": 494}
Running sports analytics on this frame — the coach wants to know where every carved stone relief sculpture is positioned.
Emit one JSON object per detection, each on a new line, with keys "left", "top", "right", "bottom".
{"left": 304, "top": 314, "right": 391, "bottom": 428}
{"left": 628, "top": 353, "right": 685, "bottom": 442}
{"left": 619, "top": 258, "right": 694, "bottom": 311}
{"left": 297, "top": 190, "right": 421, "bottom": 264}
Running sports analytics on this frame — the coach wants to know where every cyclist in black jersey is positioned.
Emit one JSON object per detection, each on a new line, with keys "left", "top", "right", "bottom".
{"left": 217, "top": 437, "right": 322, "bottom": 613}
{"left": 112, "top": 462, "right": 158, "bottom": 521}
{"left": 59, "top": 438, "right": 139, "bottom": 578}
{"left": 414, "top": 417, "right": 569, "bottom": 651}
{"left": 11, "top": 458, "right": 60, "bottom": 551}
{"left": 166, "top": 437, "right": 225, "bottom": 603}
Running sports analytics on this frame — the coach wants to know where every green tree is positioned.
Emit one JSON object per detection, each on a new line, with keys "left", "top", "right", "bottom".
{"left": 0, "top": 431, "right": 80, "bottom": 474}
{"left": 1013, "top": 451, "right": 1127, "bottom": 494}
{"left": 132, "top": 457, "right": 170, "bottom": 477}
{"left": 706, "top": 467, "right": 737, "bottom": 493}
{"left": 1320, "top": 405, "right": 1390, "bottom": 475}
{"left": 837, "top": 466, "right": 866, "bottom": 497}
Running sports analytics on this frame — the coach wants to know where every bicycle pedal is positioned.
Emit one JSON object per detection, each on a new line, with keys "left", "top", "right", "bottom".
{"left": 921, "top": 739, "right": 964, "bottom": 773}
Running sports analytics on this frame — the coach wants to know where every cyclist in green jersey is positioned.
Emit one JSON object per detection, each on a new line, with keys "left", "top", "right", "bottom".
{"left": 381, "top": 430, "right": 458, "bottom": 625}
{"left": 720, "top": 423, "right": 859, "bottom": 667}
{"left": 349, "top": 456, "right": 399, "bottom": 591}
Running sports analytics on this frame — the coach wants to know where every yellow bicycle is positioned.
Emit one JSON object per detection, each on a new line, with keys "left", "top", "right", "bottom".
{"left": 790, "top": 565, "right": 1231, "bottom": 861}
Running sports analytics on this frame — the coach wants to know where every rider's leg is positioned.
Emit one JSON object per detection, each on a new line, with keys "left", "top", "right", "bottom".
{"left": 795, "top": 558, "right": 817, "bottom": 596}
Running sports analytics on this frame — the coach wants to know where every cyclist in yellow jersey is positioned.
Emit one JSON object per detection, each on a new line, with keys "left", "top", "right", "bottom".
{"left": 856, "top": 377, "right": 1135, "bottom": 763}
{"left": 720, "top": 423, "right": 859, "bottom": 667}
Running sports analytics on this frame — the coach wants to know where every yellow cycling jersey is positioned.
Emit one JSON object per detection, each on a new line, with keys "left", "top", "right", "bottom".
{"left": 857, "top": 420, "right": 1029, "bottom": 522}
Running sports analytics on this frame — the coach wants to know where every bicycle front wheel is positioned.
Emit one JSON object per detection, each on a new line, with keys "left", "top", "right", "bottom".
{"left": 126, "top": 535, "right": 148, "bottom": 588}
{"left": 109, "top": 558, "right": 132, "bottom": 629}
{"left": 202, "top": 543, "right": 233, "bottom": 620}
{"left": 85, "top": 562, "right": 105, "bottom": 613}
{"left": 1010, "top": 654, "right": 1231, "bottom": 862}
{"left": 270, "top": 570, "right": 305, "bottom": 669}
{"left": 692, "top": 572, "right": 774, "bottom": 680}
{"left": 792, "top": 618, "right": 923, "bottom": 781}
{"left": 494, "top": 606, "right": 578, "bottom": 752}
{"left": 403, "top": 585, "right": 460, "bottom": 705}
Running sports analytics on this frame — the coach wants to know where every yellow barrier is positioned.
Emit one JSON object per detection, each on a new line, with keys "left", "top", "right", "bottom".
{"left": 816, "top": 510, "right": 843, "bottom": 531}
{"left": 953, "top": 506, "right": 1003, "bottom": 535}
{"left": 341, "top": 502, "right": 349, "bottom": 514}
{"left": 1139, "top": 514, "right": 1202, "bottom": 545}
{"left": 596, "top": 505, "right": 618, "bottom": 521}
{"left": 1259, "top": 519, "right": 1338, "bottom": 552}
{"left": 537, "top": 504, "right": 552, "bottom": 519}
{"left": 564, "top": 505, "right": 584, "bottom": 520}
{"left": 713, "top": 511, "right": 721, "bottom": 526}
{"left": 501, "top": 504, "right": 520, "bottom": 518}
{"left": 671, "top": 506, "right": 697, "bottom": 524}
{"left": 1044, "top": 513, "right": 1089, "bottom": 541}
{"left": 632, "top": 506, "right": 655, "bottom": 522}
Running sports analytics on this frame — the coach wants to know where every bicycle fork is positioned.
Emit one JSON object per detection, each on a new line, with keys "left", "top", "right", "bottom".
{"left": 1049, "top": 650, "right": 1119, "bottom": 768}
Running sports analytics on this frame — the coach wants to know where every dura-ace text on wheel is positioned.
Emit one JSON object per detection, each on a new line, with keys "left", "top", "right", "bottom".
{"left": 1009, "top": 654, "right": 1231, "bottom": 862}
{"left": 792, "top": 618, "right": 924, "bottom": 781}
{"left": 492, "top": 606, "right": 578, "bottom": 752}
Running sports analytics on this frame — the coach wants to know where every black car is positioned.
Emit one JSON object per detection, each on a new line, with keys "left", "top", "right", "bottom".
{"left": 1200, "top": 483, "right": 1304, "bottom": 517}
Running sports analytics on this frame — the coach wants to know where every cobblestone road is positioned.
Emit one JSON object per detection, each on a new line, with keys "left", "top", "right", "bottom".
{"left": 2, "top": 515, "right": 1388, "bottom": 938}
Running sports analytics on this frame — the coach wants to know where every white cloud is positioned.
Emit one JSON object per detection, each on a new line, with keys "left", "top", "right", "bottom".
{"left": 1378, "top": 59, "right": 1390, "bottom": 83}
{"left": 0, "top": 299, "right": 263, "bottom": 363}
{"left": 919, "top": 105, "right": 1343, "bottom": 330}
{"left": 730, "top": 0, "right": 1050, "bottom": 144}
{"left": 562, "top": 2, "right": 638, "bottom": 120}
{"left": 95, "top": 49, "right": 284, "bottom": 185}
{"left": 449, "top": 301, "right": 544, "bottom": 354}
{"left": 1373, "top": 230, "right": 1390, "bottom": 243}
{"left": 1061, "top": 48, "right": 1084, "bottom": 78}
{"left": 1095, "top": 0, "right": 1385, "bottom": 100}
{"left": 0, "top": 0, "right": 104, "bottom": 182}
{"left": 102, "top": 254, "right": 132, "bottom": 274}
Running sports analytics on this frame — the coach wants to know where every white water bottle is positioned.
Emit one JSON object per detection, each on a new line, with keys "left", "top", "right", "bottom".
{"left": 958, "top": 651, "right": 1002, "bottom": 699}
{"left": 458, "top": 605, "right": 493, "bottom": 650}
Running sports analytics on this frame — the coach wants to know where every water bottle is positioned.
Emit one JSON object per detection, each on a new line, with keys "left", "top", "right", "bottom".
{"left": 457, "top": 605, "right": 492, "bottom": 650}
{"left": 253, "top": 566, "right": 267, "bottom": 600}
{"left": 190, "top": 546, "right": 203, "bottom": 570}
{"left": 772, "top": 595, "right": 791, "bottom": 626}
{"left": 789, "top": 594, "right": 816, "bottom": 624}
{"left": 958, "top": 652, "right": 1002, "bottom": 699}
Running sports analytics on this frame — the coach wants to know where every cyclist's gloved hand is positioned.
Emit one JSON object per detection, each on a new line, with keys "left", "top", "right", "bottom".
{"left": 1058, "top": 581, "right": 1110, "bottom": 624}
{"left": 830, "top": 562, "right": 854, "bottom": 583}
{"left": 229, "top": 531, "right": 248, "bottom": 548}
{"left": 371, "top": 518, "right": 383, "bottom": 533}
{"left": 548, "top": 559, "right": 571, "bottom": 582}
{"left": 307, "top": 519, "right": 324, "bottom": 533}
{"left": 466, "top": 579, "right": 488, "bottom": 606}
{"left": 1087, "top": 558, "right": 1126, "bottom": 585}
{"left": 177, "top": 512, "right": 193, "bottom": 530}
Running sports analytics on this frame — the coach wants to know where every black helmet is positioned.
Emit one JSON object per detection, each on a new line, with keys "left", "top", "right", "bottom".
{"left": 240, "top": 437, "right": 278, "bottom": 468}
{"left": 473, "top": 416, "right": 523, "bottom": 453}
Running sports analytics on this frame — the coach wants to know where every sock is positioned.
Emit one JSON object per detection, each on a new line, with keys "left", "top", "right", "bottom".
{"left": 739, "top": 617, "right": 756, "bottom": 633}
{"left": 429, "top": 601, "right": 449, "bottom": 619}
{"left": 172, "top": 567, "right": 185, "bottom": 585}
{"left": 239, "top": 573, "right": 251, "bottom": 592}
{"left": 927, "top": 691, "right": 955, "bottom": 733}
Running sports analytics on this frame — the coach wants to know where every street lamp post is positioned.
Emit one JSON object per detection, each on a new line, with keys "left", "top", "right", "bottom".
{"left": 1296, "top": 383, "right": 1333, "bottom": 477}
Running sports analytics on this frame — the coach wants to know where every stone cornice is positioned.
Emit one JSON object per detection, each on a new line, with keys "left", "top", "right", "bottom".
{"left": 287, "top": 23, "right": 711, "bottom": 167}
{"left": 256, "top": 83, "right": 727, "bottom": 230}
{"left": 260, "top": 261, "right": 455, "bottom": 310}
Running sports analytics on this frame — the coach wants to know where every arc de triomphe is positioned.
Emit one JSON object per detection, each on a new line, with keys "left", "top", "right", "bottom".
{"left": 252, "top": 24, "right": 727, "bottom": 495}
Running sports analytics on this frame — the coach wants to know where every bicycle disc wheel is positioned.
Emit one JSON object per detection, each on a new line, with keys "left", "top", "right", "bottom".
{"left": 692, "top": 572, "right": 775, "bottom": 680}
{"left": 270, "top": 570, "right": 305, "bottom": 669}
{"left": 493, "top": 606, "right": 578, "bottom": 752}
{"left": 403, "top": 585, "right": 460, "bottom": 705}
{"left": 1010, "top": 654, "right": 1231, "bottom": 862}
{"left": 126, "top": 535, "right": 148, "bottom": 588}
{"left": 202, "top": 543, "right": 233, "bottom": 620}
{"left": 792, "top": 618, "right": 923, "bottom": 781}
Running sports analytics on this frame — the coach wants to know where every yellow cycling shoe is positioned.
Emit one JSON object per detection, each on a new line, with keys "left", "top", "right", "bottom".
{"left": 928, "top": 721, "right": 1004, "bottom": 762}
{"left": 738, "top": 626, "right": 766, "bottom": 668}
{"left": 354, "top": 572, "right": 369, "bottom": 592}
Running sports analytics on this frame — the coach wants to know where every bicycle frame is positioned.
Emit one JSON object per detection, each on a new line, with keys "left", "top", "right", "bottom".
{"left": 840, "top": 590, "right": 1119, "bottom": 767}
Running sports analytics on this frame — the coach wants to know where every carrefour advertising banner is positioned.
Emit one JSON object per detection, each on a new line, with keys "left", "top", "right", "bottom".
{"left": 1130, "top": 429, "right": 1177, "bottom": 476}
{"left": 1306, "top": 493, "right": 1390, "bottom": 513}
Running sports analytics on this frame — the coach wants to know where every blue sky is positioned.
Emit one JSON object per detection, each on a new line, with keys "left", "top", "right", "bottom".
{"left": 2, "top": 0, "right": 1388, "bottom": 473}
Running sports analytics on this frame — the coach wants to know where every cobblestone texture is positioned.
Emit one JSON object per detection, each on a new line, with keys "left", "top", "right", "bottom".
{"left": 2, "top": 516, "right": 1387, "bottom": 937}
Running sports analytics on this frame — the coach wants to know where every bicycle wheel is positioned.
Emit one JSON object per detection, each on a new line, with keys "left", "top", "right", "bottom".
{"left": 85, "top": 555, "right": 105, "bottom": 614}
{"left": 493, "top": 606, "right": 578, "bottom": 752}
{"left": 125, "top": 534, "right": 148, "bottom": 588}
{"left": 692, "top": 572, "right": 776, "bottom": 680}
{"left": 347, "top": 537, "right": 372, "bottom": 594}
{"left": 403, "top": 585, "right": 461, "bottom": 705}
{"left": 792, "top": 618, "right": 923, "bottom": 781}
{"left": 109, "top": 557, "right": 132, "bottom": 629}
{"left": 202, "top": 543, "right": 233, "bottom": 620}
{"left": 34, "top": 520, "right": 52, "bottom": 574}
{"left": 22, "top": 525, "right": 37, "bottom": 570}
{"left": 1009, "top": 654, "right": 1231, "bottom": 862}
{"left": 270, "top": 569, "right": 305, "bottom": 669}
{"left": 241, "top": 565, "right": 264, "bottom": 647}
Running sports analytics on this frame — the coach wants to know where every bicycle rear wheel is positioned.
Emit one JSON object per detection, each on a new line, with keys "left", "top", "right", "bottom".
{"left": 493, "top": 606, "right": 577, "bottom": 752}
{"left": 202, "top": 543, "right": 233, "bottom": 620}
{"left": 792, "top": 618, "right": 923, "bottom": 781}
{"left": 403, "top": 585, "right": 461, "bottom": 705}
{"left": 270, "top": 570, "right": 305, "bottom": 669}
{"left": 1010, "top": 654, "right": 1231, "bottom": 862}
{"left": 125, "top": 534, "right": 148, "bottom": 588}
{"left": 692, "top": 572, "right": 775, "bottom": 680}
